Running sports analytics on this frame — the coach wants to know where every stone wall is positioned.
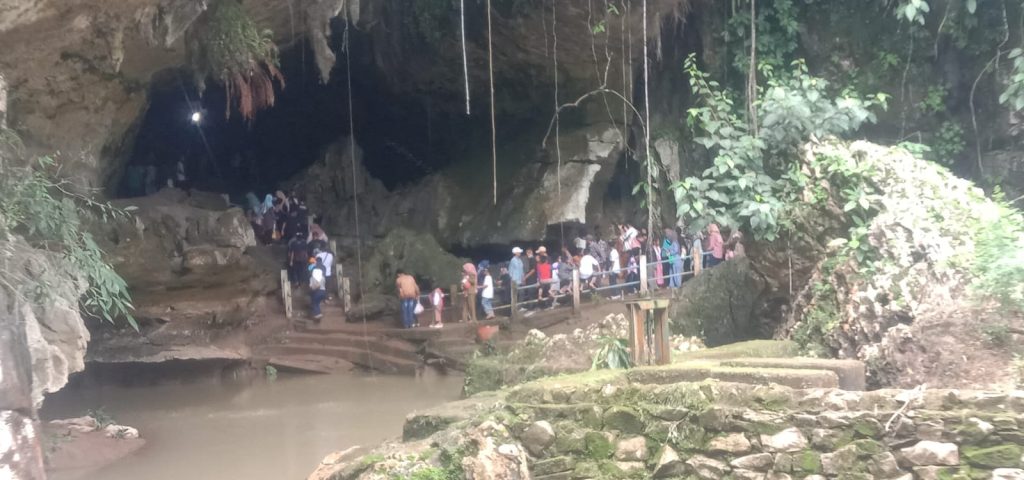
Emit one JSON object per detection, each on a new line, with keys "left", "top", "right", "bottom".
{"left": 315, "top": 367, "right": 1024, "bottom": 480}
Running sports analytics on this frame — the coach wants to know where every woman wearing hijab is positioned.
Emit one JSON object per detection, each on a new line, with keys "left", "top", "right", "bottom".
{"left": 461, "top": 263, "right": 478, "bottom": 322}
{"left": 662, "top": 228, "right": 683, "bottom": 288}
{"left": 706, "top": 224, "right": 725, "bottom": 267}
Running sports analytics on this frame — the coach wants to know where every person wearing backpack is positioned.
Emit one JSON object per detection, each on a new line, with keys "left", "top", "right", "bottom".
{"left": 308, "top": 257, "right": 327, "bottom": 322}
{"left": 430, "top": 287, "right": 445, "bottom": 329}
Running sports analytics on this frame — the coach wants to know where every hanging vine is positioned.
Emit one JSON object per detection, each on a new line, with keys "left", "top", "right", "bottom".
{"left": 187, "top": 0, "right": 285, "bottom": 121}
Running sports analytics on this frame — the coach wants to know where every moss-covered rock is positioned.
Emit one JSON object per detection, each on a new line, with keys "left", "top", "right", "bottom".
{"left": 602, "top": 407, "right": 644, "bottom": 435}
{"left": 532, "top": 456, "right": 576, "bottom": 476}
{"left": 584, "top": 431, "right": 615, "bottom": 459}
{"left": 361, "top": 227, "right": 467, "bottom": 294}
{"left": 962, "top": 444, "right": 1023, "bottom": 468}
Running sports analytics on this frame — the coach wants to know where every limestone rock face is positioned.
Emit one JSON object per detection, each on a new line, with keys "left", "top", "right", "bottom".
{"left": 520, "top": 421, "right": 556, "bottom": 456}
{"left": 86, "top": 189, "right": 274, "bottom": 364}
{"left": 1, "top": 240, "right": 90, "bottom": 408}
{"left": 653, "top": 445, "right": 685, "bottom": 478}
{"left": 760, "top": 427, "right": 808, "bottom": 453}
{"left": 0, "top": 239, "right": 87, "bottom": 478}
{"left": 461, "top": 421, "right": 530, "bottom": 480}
{"left": 898, "top": 441, "right": 959, "bottom": 466}
{"left": 292, "top": 127, "right": 626, "bottom": 248}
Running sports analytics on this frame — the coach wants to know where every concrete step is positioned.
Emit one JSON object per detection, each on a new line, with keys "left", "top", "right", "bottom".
{"left": 626, "top": 363, "right": 840, "bottom": 390}
{"left": 264, "top": 355, "right": 356, "bottom": 374}
{"left": 278, "top": 333, "right": 421, "bottom": 362}
{"left": 720, "top": 358, "right": 866, "bottom": 391}
{"left": 257, "top": 344, "right": 421, "bottom": 375}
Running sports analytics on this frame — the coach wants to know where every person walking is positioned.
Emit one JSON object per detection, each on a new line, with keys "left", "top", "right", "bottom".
{"left": 395, "top": 270, "right": 420, "bottom": 329}
{"left": 460, "top": 263, "right": 478, "bottom": 322}
{"left": 314, "top": 247, "right": 335, "bottom": 299}
{"left": 430, "top": 287, "right": 445, "bottom": 328}
{"left": 480, "top": 268, "right": 495, "bottom": 320}
{"left": 287, "top": 231, "right": 309, "bottom": 285}
{"left": 608, "top": 239, "right": 623, "bottom": 299}
{"left": 579, "top": 251, "right": 601, "bottom": 290}
{"left": 308, "top": 257, "right": 327, "bottom": 322}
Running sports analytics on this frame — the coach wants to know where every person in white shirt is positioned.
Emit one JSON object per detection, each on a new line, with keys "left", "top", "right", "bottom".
{"left": 308, "top": 258, "right": 327, "bottom": 321}
{"left": 579, "top": 253, "right": 601, "bottom": 289}
{"left": 314, "top": 248, "right": 334, "bottom": 297}
{"left": 480, "top": 268, "right": 495, "bottom": 319}
{"left": 620, "top": 223, "right": 640, "bottom": 257}
{"left": 608, "top": 239, "right": 623, "bottom": 299}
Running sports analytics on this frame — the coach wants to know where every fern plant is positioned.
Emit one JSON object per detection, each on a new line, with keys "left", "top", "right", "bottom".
{"left": 187, "top": 0, "right": 285, "bottom": 121}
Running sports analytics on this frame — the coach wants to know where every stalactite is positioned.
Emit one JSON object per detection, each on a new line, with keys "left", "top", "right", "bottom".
{"left": 553, "top": 0, "right": 564, "bottom": 241}
{"left": 643, "top": 0, "right": 653, "bottom": 238}
{"left": 487, "top": 0, "right": 497, "bottom": 205}
{"left": 747, "top": 0, "right": 759, "bottom": 136}
{"left": 460, "top": 0, "right": 470, "bottom": 115}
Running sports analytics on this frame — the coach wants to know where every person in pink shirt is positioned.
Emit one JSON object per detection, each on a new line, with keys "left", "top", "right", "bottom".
{"left": 705, "top": 223, "right": 725, "bottom": 267}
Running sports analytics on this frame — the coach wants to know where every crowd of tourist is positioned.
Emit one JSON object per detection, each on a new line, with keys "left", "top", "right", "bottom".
{"left": 243, "top": 190, "right": 336, "bottom": 322}
{"left": 413, "top": 222, "right": 745, "bottom": 330}
{"left": 240, "top": 191, "right": 745, "bottom": 329}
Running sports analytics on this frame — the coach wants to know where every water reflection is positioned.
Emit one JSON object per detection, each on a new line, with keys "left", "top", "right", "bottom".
{"left": 42, "top": 372, "right": 464, "bottom": 480}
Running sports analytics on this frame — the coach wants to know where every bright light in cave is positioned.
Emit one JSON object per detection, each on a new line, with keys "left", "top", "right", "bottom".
{"left": 190, "top": 111, "right": 202, "bottom": 124}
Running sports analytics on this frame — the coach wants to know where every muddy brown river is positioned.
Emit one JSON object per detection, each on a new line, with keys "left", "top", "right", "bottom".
{"left": 42, "top": 372, "right": 464, "bottom": 480}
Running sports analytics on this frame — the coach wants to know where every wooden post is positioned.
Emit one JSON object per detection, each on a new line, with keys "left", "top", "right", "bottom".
{"left": 511, "top": 282, "right": 519, "bottom": 321}
{"left": 571, "top": 269, "right": 581, "bottom": 316}
{"left": 627, "top": 303, "right": 646, "bottom": 366}
{"left": 450, "top": 284, "right": 458, "bottom": 324}
{"left": 335, "top": 263, "right": 345, "bottom": 302}
{"left": 341, "top": 277, "right": 351, "bottom": 313}
{"left": 639, "top": 255, "right": 648, "bottom": 295}
{"left": 280, "top": 269, "right": 293, "bottom": 322}
{"left": 655, "top": 307, "right": 671, "bottom": 365}
{"left": 329, "top": 239, "right": 338, "bottom": 254}
{"left": 692, "top": 245, "right": 703, "bottom": 277}
{"left": 452, "top": 283, "right": 462, "bottom": 321}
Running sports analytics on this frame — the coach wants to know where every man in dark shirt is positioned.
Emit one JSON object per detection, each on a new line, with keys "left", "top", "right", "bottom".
{"left": 499, "top": 265, "right": 512, "bottom": 311}
{"left": 287, "top": 232, "right": 309, "bottom": 285}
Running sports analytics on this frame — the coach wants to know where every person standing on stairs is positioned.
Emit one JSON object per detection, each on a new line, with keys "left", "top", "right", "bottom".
{"left": 430, "top": 287, "right": 445, "bottom": 329}
{"left": 287, "top": 231, "right": 309, "bottom": 285}
{"left": 460, "top": 263, "right": 478, "bottom": 322}
{"left": 396, "top": 270, "right": 420, "bottom": 329}
{"left": 309, "top": 257, "right": 327, "bottom": 322}
{"left": 509, "top": 247, "right": 524, "bottom": 300}
{"left": 480, "top": 268, "right": 495, "bottom": 320}
{"left": 314, "top": 247, "right": 334, "bottom": 300}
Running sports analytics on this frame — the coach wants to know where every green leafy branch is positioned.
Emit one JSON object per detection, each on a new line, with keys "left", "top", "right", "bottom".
{"left": 0, "top": 131, "right": 136, "bottom": 329}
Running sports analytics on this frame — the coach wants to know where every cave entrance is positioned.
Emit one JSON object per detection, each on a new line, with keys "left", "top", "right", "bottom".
{"left": 114, "top": 29, "right": 488, "bottom": 201}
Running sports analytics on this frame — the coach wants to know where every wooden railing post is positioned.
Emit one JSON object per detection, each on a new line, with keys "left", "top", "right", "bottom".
{"left": 341, "top": 277, "right": 351, "bottom": 313}
{"left": 452, "top": 283, "right": 462, "bottom": 319}
{"left": 281, "top": 269, "right": 293, "bottom": 322}
{"left": 336, "top": 263, "right": 345, "bottom": 303}
{"left": 571, "top": 269, "right": 581, "bottom": 317}
{"left": 510, "top": 283, "right": 519, "bottom": 321}
{"left": 639, "top": 255, "right": 648, "bottom": 295}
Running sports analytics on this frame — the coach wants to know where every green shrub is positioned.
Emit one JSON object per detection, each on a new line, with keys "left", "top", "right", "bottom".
{"left": 971, "top": 197, "right": 1024, "bottom": 312}
{"left": 675, "top": 56, "right": 887, "bottom": 240}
